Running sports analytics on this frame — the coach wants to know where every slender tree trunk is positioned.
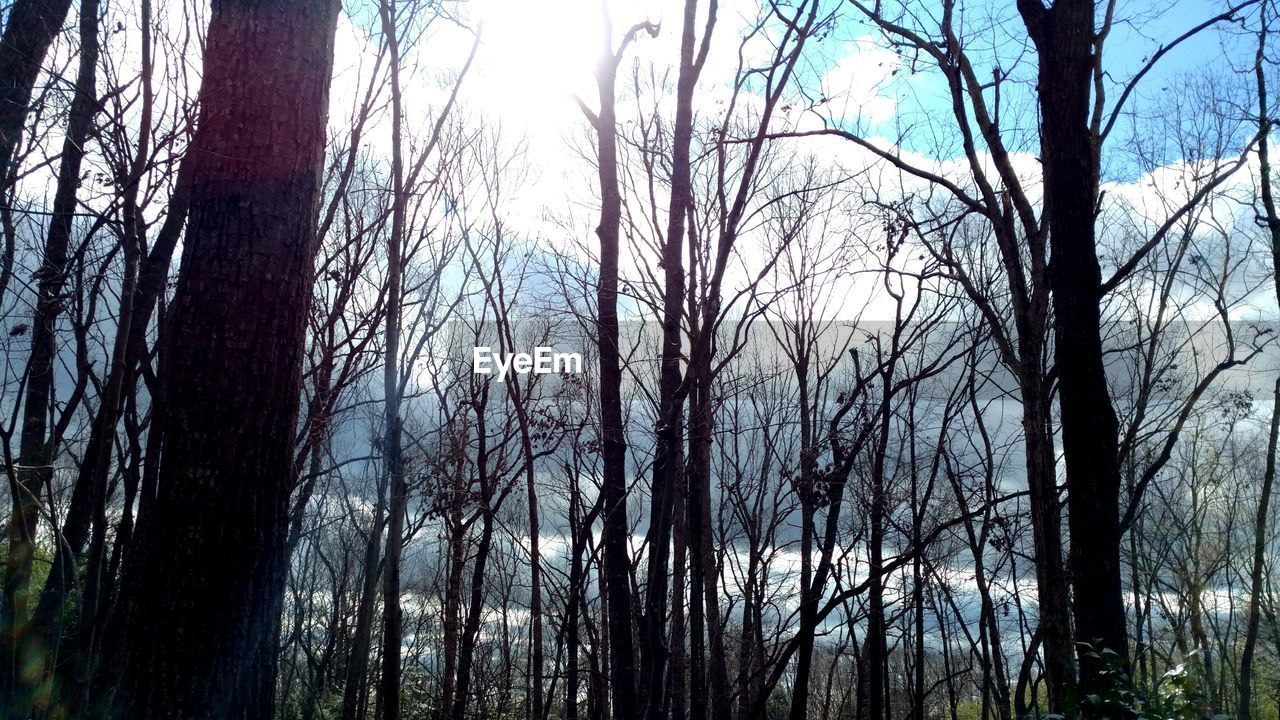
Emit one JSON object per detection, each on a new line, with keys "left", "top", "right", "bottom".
{"left": 0, "top": 0, "right": 74, "bottom": 305}
{"left": 109, "top": 0, "right": 339, "bottom": 715}
{"left": 641, "top": 1, "right": 707, "bottom": 715}
{"left": 450, "top": 509, "right": 496, "bottom": 720}
{"left": 298, "top": 441, "right": 341, "bottom": 720}
{"left": 505, "top": 371, "right": 544, "bottom": 720}
{"left": 524, "top": 436, "right": 544, "bottom": 720}
{"left": 686, "top": 377, "right": 731, "bottom": 720}
{"left": 910, "top": 418, "right": 927, "bottom": 720}
{"left": 788, "top": 370, "right": 819, "bottom": 720}
{"left": 597, "top": 531, "right": 613, "bottom": 720}
{"left": 688, "top": 457, "right": 707, "bottom": 720}
{"left": 591, "top": 27, "right": 639, "bottom": 720}
{"left": 1239, "top": 7, "right": 1279, "bottom": 715}
{"left": 737, "top": 543, "right": 760, "bottom": 720}
{"left": 377, "top": 0, "right": 407, "bottom": 712}
{"left": 865, "top": 376, "right": 894, "bottom": 720}
{"left": 1020, "top": 377, "right": 1075, "bottom": 710}
{"left": 438, "top": 485, "right": 465, "bottom": 720}
{"left": 2, "top": 0, "right": 98, "bottom": 710}
{"left": 30, "top": 4, "right": 159, "bottom": 704}
{"left": 566, "top": 479, "right": 586, "bottom": 720}
{"left": 340, "top": 477, "right": 386, "bottom": 720}
{"left": 669, "top": 458, "right": 688, "bottom": 720}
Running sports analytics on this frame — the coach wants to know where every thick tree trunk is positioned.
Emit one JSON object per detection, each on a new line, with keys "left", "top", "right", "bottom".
{"left": 109, "top": 0, "right": 339, "bottom": 716}
{"left": 1018, "top": 0, "right": 1130, "bottom": 698}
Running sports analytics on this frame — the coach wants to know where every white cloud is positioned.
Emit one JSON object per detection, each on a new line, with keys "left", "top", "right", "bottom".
{"left": 819, "top": 37, "right": 902, "bottom": 126}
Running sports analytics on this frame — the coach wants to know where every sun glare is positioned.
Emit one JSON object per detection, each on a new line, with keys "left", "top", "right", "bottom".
{"left": 472, "top": 0, "right": 608, "bottom": 120}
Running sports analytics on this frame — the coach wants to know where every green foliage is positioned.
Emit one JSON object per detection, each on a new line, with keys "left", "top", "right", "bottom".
{"left": 0, "top": 538, "right": 62, "bottom": 622}
{"left": 1142, "top": 661, "right": 1222, "bottom": 720}
{"left": 766, "top": 686, "right": 791, "bottom": 720}
{"left": 1053, "top": 645, "right": 1225, "bottom": 720}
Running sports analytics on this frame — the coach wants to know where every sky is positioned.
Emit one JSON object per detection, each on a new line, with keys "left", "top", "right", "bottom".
{"left": 322, "top": 0, "right": 1273, "bottom": 245}
{"left": 41, "top": 0, "right": 1272, "bottom": 333}
{"left": 364, "top": 0, "right": 1261, "bottom": 162}
{"left": 68, "top": 0, "right": 1270, "bottom": 277}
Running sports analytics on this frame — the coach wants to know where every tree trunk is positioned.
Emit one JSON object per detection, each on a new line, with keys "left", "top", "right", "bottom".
{"left": 0, "top": 0, "right": 73, "bottom": 188}
{"left": 109, "top": 0, "right": 339, "bottom": 715}
{"left": 523, "top": 430, "right": 544, "bottom": 720}
{"left": 566, "top": 478, "right": 587, "bottom": 720}
{"left": 340, "top": 477, "right": 385, "bottom": 720}
{"left": 641, "top": 1, "right": 706, "bottom": 715}
{"left": 1239, "top": 7, "right": 1279, "bottom": 715}
{"left": 591, "top": 30, "right": 639, "bottom": 720}
{"left": 865, "top": 375, "right": 893, "bottom": 720}
{"left": 1020, "top": 378, "right": 1076, "bottom": 710}
{"left": 449, "top": 510, "right": 496, "bottom": 720}
{"left": 437, "top": 485, "right": 465, "bottom": 720}
{"left": 686, "top": 378, "right": 731, "bottom": 720}
{"left": 1018, "top": 0, "right": 1130, "bottom": 698}
{"left": 0, "top": 0, "right": 74, "bottom": 304}
{"left": 669, "top": 456, "right": 688, "bottom": 720}
{"left": 2, "top": 0, "right": 97, "bottom": 710}
{"left": 377, "top": 0, "right": 407, "bottom": 716}
{"left": 505, "top": 366, "right": 544, "bottom": 720}
{"left": 788, "top": 370, "right": 818, "bottom": 720}
{"left": 29, "top": 2, "right": 161, "bottom": 704}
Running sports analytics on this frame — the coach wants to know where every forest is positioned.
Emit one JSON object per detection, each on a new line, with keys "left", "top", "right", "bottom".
{"left": 0, "top": 0, "right": 1279, "bottom": 718}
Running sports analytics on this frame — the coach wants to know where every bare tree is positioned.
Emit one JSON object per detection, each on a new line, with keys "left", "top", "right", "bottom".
{"left": 581, "top": 10, "right": 657, "bottom": 720}
{"left": 1239, "top": 1, "right": 1280, "bottom": 716}
{"left": 2, "top": 0, "right": 99, "bottom": 710}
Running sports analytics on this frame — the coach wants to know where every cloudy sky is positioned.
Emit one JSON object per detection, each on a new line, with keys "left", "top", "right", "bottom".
{"left": 319, "top": 0, "right": 1274, "bottom": 317}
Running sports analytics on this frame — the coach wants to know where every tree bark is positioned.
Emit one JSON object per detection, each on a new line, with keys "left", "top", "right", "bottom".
{"left": 340, "top": 476, "right": 385, "bottom": 720}
{"left": 640, "top": 1, "right": 708, "bottom": 715}
{"left": 110, "top": 0, "right": 339, "bottom": 716}
{"left": 2, "top": 0, "right": 98, "bottom": 710}
{"left": 377, "top": 0, "right": 407, "bottom": 716}
{"left": 1239, "top": 5, "right": 1279, "bottom": 715}
{"left": 589, "top": 24, "right": 639, "bottom": 720}
{"left": 1018, "top": 0, "right": 1131, "bottom": 698}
